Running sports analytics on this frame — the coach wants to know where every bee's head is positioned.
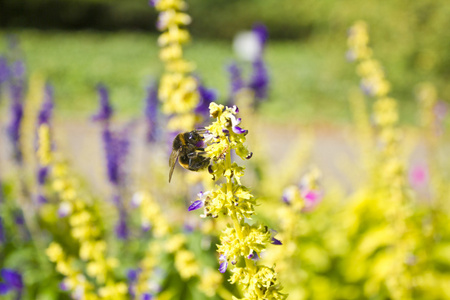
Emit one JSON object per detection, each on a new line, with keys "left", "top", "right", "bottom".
{"left": 187, "top": 131, "right": 202, "bottom": 143}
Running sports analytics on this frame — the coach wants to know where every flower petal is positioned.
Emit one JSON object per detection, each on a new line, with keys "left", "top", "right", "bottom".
{"left": 0, "top": 283, "right": 10, "bottom": 294}
{"left": 271, "top": 237, "right": 282, "bottom": 245}
{"left": 232, "top": 126, "right": 247, "bottom": 134}
{"left": 188, "top": 200, "right": 204, "bottom": 211}
{"left": 219, "top": 261, "right": 228, "bottom": 273}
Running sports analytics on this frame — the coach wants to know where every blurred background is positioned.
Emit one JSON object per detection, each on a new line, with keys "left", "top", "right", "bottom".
{"left": 1, "top": 0, "right": 449, "bottom": 122}
{"left": 1, "top": 0, "right": 450, "bottom": 299}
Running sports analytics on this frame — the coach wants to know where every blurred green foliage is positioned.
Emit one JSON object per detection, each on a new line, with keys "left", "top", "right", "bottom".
{"left": 1, "top": 0, "right": 450, "bottom": 113}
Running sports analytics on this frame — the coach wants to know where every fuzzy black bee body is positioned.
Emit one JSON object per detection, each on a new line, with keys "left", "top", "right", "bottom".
{"left": 169, "top": 130, "right": 210, "bottom": 182}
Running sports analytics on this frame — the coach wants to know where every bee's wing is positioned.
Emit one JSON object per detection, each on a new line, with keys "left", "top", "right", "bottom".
{"left": 169, "top": 149, "right": 181, "bottom": 183}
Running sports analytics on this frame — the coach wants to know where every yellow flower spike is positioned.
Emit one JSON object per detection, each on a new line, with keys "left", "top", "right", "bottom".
{"left": 151, "top": 0, "right": 202, "bottom": 131}
{"left": 56, "top": 259, "right": 74, "bottom": 276}
{"left": 198, "top": 268, "right": 223, "bottom": 297}
{"left": 188, "top": 102, "right": 287, "bottom": 299}
{"left": 174, "top": 250, "right": 200, "bottom": 280}
{"left": 37, "top": 124, "right": 52, "bottom": 166}
{"left": 159, "top": 44, "right": 183, "bottom": 61}
{"left": 157, "top": 10, "right": 191, "bottom": 31}
{"left": 46, "top": 242, "right": 65, "bottom": 262}
{"left": 157, "top": 26, "right": 190, "bottom": 47}
{"left": 165, "top": 233, "right": 187, "bottom": 253}
{"left": 154, "top": 0, "right": 187, "bottom": 11}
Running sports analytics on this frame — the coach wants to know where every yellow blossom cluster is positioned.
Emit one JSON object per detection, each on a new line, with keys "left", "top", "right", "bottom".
{"left": 133, "top": 191, "right": 170, "bottom": 237}
{"left": 37, "top": 124, "right": 51, "bottom": 166}
{"left": 133, "top": 194, "right": 201, "bottom": 298}
{"left": 152, "top": 0, "right": 201, "bottom": 131}
{"left": 43, "top": 156, "right": 126, "bottom": 299}
{"left": 190, "top": 102, "right": 287, "bottom": 299}
{"left": 46, "top": 242, "right": 99, "bottom": 300}
{"left": 348, "top": 21, "right": 413, "bottom": 299}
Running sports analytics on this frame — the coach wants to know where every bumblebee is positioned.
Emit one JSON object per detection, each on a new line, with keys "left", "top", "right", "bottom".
{"left": 169, "top": 130, "right": 210, "bottom": 182}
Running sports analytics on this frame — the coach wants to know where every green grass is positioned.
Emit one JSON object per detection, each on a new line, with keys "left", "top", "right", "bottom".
{"left": 0, "top": 30, "right": 420, "bottom": 124}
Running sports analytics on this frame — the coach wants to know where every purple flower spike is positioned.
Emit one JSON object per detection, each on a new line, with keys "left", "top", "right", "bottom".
{"left": 37, "top": 194, "right": 47, "bottom": 204}
{"left": 0, "top": 283, "right": 10, "bottom": 294}
{"left": 0, "top": 56, "right": 10, "bottom": 88}
{"left": 144, "top": 81, "right": 159, "bottom": 143}
{"left": 143, "top": 293, "right": 154, "bottom": 300}
{"left": 92, "top": 84, "right": 113, "bottom": 122}
{"left": 11, "top": 61, "right": 25, "bottom": 81}
{"left": 188, "top": 200, "right": 204, "bottom": 211}
{"left": 37, "top": 167, "right": 48, "bottom": 185}
{"left": 196, "top": 83, "right": 218, "bottom": 117}
{"left": 115, "top": 215, "right": 129, "bottom": 240}
{"left": 149, "top": 0, "right": 159, "bottom": 7}
{"left": 0, "top": 269, "right": 23, "bottom": 290}
{"left": 59, "top": 281, "right": 69, "bottom": 291}
{"left": 271, "top": 237, "right": 282, "bottom": 245}
{"left": 227, "top": 63, "right": 245, "bottom": 97}
{"left": 127, "top": 269, "right": 140, "bottom": 282}
{"left": 252, "top": 23, "right": 269, "bottom": 47}
{"left": 7, "top": 82, "right": 25, "bottom": 164}
{"left": 37, "top": 83, "right": 54, "bottom": 126}
{"left": 249, "top": 58, "right": 269, "bottom": 101}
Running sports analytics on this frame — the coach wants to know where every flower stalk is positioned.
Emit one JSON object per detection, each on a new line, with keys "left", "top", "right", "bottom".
{"left": 189, "top": 102, "right": 286, "bottom": 299}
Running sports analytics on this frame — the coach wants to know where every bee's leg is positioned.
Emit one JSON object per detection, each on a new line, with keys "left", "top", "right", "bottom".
{"left": 188, "top": 156, "right": 211, "bottom": 171}
{"left": 187, "top": 151, "right": 206, "bottom": 158}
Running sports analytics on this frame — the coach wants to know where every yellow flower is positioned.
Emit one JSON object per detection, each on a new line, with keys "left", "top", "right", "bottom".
{"left": 46, "top": 242, "right": 64, "bottom": 262}
{"left": 175, "top": 250, "right": 199, "bottom": 280}
{"left": 37, "top": 124, "right": 52, "bottom": 166}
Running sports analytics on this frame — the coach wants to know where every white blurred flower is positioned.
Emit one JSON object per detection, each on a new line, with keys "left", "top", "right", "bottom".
{"left": 233, "top": 31, "right": 262, "bottom": 62}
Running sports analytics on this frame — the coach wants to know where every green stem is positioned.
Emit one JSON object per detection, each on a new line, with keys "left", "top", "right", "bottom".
{"left": 225, "top": 141, "right": 256, "bottom": 274}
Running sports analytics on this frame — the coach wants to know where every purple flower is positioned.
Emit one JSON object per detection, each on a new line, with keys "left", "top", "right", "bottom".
{"left": 144, "top": 82, "right": 159, "bottom": 143}
{"left": 59, "top": 281, "right": 69, "bottom": 291}
{"left": 271, "top": 237, "right": 282, "bottom": 245}
{"left": 143, "top": 293, "right": 154, "bottom": 300}
{"left": 7, "top": 82, "right": 25, "bottom": 164}
{"left": 148, "top": 0, "right": 159, "bottom": 7}
{"left": 37, "top": 167, "right": 48, "bottom": 185}
{"left": 218, "top": 255, "right": 228, "bottom": 273}
{"left": 227, "top": 63, "right": 245, "bottom": 101}
{"left": 0, "top": 56, "right": 10, "bottom": 95}
{"left": 0, "top": 268, "right": 23, "bottom": 294}
{"left": 248, "top": 58, "right": 269, "bottom": 101}
{"left": 37, "top": 83, "right": 54, "bottom": 126}
{"left": 115, "top": 214, "right": 129, "bottom": 240}
{"left": 252, "top": 23, "right": 269, "bottom": 48}
{"left": 127, "top": 268, "right": 141, "bottom": 299}
{"left": 188, "top": 200, "right": 204, "bottom": 211}
{"left": 188, "top": 191, "right": 210, "bottom": 211}
{"left": 11, "top": 61, "right": 25, "bottom": 82}
{"left": 270, "top": 229, "right": 282, "bottom": 245}
{"left": 37, "top": 194, "right": 47, "bottom": 204}
{"left": 247, "top": 251, "right": 259, "bottom": 260}
{"left": 127, "top": 269, "right": 140, "bottom": 282}
{"left": 195, "top": 83, "right": 217, "bottom": 118}
{"left": 229, "top": 114, "right": 247, "bottom": 135}
{"left": 92, "top": 84, "right": 113, "bottom": 122}
{"left": 114, "top": 195, "right": 129, "bottom": 240}
{"left": 102, "top": 129, "right": 119, "bottom": 185}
